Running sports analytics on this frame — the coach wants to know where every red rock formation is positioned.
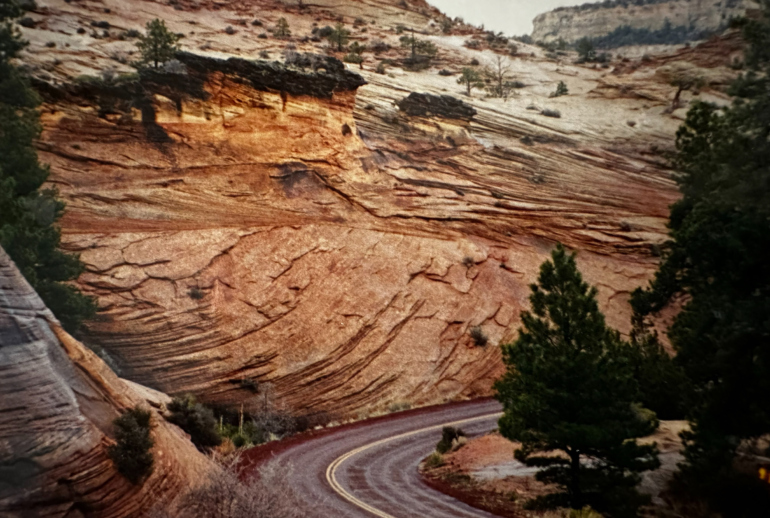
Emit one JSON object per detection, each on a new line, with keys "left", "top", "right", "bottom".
{"left": 0, "top": 247, "right": 213, "bottom": 517}
{"left": 24, "top": 0, "right": 715, "bottom": 418}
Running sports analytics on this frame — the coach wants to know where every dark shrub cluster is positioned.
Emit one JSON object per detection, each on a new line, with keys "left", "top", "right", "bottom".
{"left": 436, "top": 426, "right": 465, "bottom": 454}
{"left": 592, "top": 20, "right": 721, "bottom": 49}
{"left": 108, "top": 407, "right": 154, "bottom": 484}
{"left": 167, "top": 394, "right": 222, "bottom": 451}
{"left": 470, "top": 325, "right": 488, "bottom": 347}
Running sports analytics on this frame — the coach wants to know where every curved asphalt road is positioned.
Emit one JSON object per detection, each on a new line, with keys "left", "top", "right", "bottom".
{"left": 258, "top": 399, "right": 503, "bottom": 517}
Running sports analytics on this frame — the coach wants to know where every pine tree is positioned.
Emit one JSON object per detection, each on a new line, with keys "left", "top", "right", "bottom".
{"left": 137, "top": 19, "right": 180, "bottom": 69}
{"left": 274, "top": 17, "right": 291, "bottom": 39}
{"left": 631, "top": 2, "right": 770, "bottom": 513}
{"left": 327, "top": 22, "right": 349, "bottom": 51}
{"left": 576, "top": 37, "right": 596, "bottom": 62}
{"left": 626, "top": 312, "right": 689, "bottom": 420}
{"left": 108, "top": 407, "right": 154, "bottom": 484}
{"left": 457, "top": 67, "right": 483, "bottom": 96}
{"left": 495, "top": 244, "right": 659, "bottom": 517}
{"left": 0, "top": 0, "right": 95, "bottom": 333}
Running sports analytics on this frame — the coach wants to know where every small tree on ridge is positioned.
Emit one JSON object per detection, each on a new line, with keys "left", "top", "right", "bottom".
{"left": 327, "top": 22, "right": 350, "bottom": 51}
{"left": 137, "top": 19, "right": 180, "bottom": 69}
{"left": 457, "top": 67, "right": 484, "bottom": 96}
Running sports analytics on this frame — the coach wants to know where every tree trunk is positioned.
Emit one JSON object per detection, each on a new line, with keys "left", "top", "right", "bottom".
{"left": 570, "top": 451, "right": 582, "bottom": 509}
{"left": 672, "top": 85, "right": 684, "bottom": 111}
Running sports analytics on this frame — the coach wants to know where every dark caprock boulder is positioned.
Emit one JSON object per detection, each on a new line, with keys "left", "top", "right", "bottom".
{"left": 396, "top": 92, "right": 476, "bottom": 120}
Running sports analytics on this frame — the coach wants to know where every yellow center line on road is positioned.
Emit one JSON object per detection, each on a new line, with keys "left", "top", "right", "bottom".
{"left": 325, "top": 412, "right": 504, "bottom": 518}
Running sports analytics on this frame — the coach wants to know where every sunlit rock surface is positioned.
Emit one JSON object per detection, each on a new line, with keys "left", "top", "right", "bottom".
{"left": 18, "top": 0, "right": 741, "bottom": 417}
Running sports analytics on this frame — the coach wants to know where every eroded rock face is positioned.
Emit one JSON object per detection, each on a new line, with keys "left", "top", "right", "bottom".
{"left": 21, "top": 0, "right": 732, "bottom": 419}
{"left": 0, "top": 247, "right": 213, "bottom": 517}
{"left": 532, "top": 0, "right": 757, "bottom": 43}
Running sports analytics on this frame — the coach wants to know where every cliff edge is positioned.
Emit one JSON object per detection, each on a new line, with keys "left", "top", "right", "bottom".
{"left": 532, "top": 0, "right": 756, "bottom": 44}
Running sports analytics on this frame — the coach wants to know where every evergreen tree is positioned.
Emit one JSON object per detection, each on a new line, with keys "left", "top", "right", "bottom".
{"left": 399, "top": 30, "right": 437, "bottom": 70}
{"left": 631, "top": 2, "right": 770, "bottom": 513}
{"left": 0, "top": 0, "right": 95, "bottom": 333}
{"left": 495, "top": 244, "right": 659, "bottom": 517}
{"left": 626, "top": 312, "right": 689, "bottom": 420}
{"left": 457, "top": 67, "right": 484, "bottom": 96}
{"left": 274, "top": 17, "right": 291, "bottom": 39}
{"left": 551, "top": 81, "right": 569, "bottom": 98}
{"left": 576, "top": 37, "right": 596, "bottom": 62}
{"left": 137, "top": 19, "right": 180, "bottom": 69}
{"left": 108, "top": 407, "right": 154, "bottom": 484}
{"left": 327, "top": 22, "right": 349, "bottom": 52}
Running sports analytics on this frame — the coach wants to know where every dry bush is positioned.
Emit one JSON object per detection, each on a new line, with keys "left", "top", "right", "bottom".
{"left": 183, "top": 455, "right": 304, "bottom": 518}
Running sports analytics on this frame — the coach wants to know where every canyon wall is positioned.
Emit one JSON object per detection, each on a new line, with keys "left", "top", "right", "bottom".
{"left": 532, "top": 0, "right": 756, "bottom": 43}
{"left": 0, "top": 247, "right": 213, "bottom": 517}
{"left": 16, "top": 0, "right": 730, "bottom": 419}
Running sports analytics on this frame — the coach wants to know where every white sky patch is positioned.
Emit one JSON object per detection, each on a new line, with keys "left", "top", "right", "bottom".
{"left": 426, "top": 0, "right": 582, "bottom": 36}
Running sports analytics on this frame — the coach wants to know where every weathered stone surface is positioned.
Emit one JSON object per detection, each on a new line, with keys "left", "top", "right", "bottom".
{"left": 397, "top": 92, "right": 477, "bottom": 120}
{"left": 532, "top": 0, "right": 757, "bottom": 44}
{"left": 0, "top": 247, "right": 214, "bottom": 517}
{"left": 15, "top": 0, "right": 738, "bottom": 420}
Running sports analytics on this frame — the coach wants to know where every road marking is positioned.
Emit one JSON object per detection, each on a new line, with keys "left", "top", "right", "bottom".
{"left": 325, "top": 412, "right": 503, "bottom": 518}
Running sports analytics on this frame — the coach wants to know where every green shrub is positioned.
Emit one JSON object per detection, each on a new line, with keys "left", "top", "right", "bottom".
{"left": 436, "top": 426, "right": 465, "bottom": 454}
{"left": 326, "top": 22, "right": 349, "bottom": 51}
{"left": 231, "top": 433, "right": 248, "bottom": 448}
{"left": 425, "top": 451, "right": 445, "bottom": 468}
{"left": 550, "top": 81, "right": 568, "bottom": 98}
{"left": 388, "top": 401, "right": 411, "bottom": 413}
{"left": 108, "top": 407, "right": 154, "bottom": 484}
{"left": 136, "top": 19, "right": 180, "bottom": 69}
{"left": 569, "top": 507, "right": 603, "bottom": 518}
{"left": 167, "top": 394, "right": 222, "bottom": 451}
{"left": 1, "top": 4, "right": 96, "bottom": 334}
{"left": 343, "top": 52, "right": 363, "bottom": 64}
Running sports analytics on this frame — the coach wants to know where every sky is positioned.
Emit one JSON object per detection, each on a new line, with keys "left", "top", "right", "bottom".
{"left": 426, "top": 0, "right": 581, "bottom": 36}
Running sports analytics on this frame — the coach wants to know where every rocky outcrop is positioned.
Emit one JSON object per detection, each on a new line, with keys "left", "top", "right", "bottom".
{"left": 0, "top": 247, "right": 214, "bottom": 517}
{"left": 16, "top": 0, "right": 731, "bottom": 419}
{"left": 397, "top": 93, "right": 477, "bottom": 119}
{"left": 532, "top": 0, "right": 757, "bottom": 43}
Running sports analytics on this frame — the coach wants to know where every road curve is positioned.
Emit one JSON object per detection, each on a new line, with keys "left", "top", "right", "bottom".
{"left": 247, "top": 399, "right": 503, "bottom": 517}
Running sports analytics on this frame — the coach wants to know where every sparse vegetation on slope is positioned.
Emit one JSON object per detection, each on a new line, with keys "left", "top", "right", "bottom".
{"left": 166, "top": 394, "right": 222, "bottom": 451}
{"left": 0, "top": 0, "right": 95, "bottom": 333}
{"left": 152, "top": 455, "right": 303, "bottom": 518}
{"left": 592, "top": 20, "right": 723, "bottom": 49}
{"left": 108, "top": 407, "right": 154, "bottom": 484}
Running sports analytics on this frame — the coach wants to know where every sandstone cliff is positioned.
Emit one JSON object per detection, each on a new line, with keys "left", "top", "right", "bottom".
{"left": 532, "top": 0, "right": 756, "bottom": 44}
{"left": 13, "top": 0, "right": 739, "bottom": 419}
{"left": 0, "top": 247, "right": 214, "bottom": 517}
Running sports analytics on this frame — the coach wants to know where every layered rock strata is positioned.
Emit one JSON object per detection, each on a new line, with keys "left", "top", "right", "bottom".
{"left": 532, "top": 0, "right": 756, "bottom": 43}
{"left": 0, "top": 247, "right": 213, "bottom": 517}
{"left": 18, "top": 0, "right": 735, "bottom": 418}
